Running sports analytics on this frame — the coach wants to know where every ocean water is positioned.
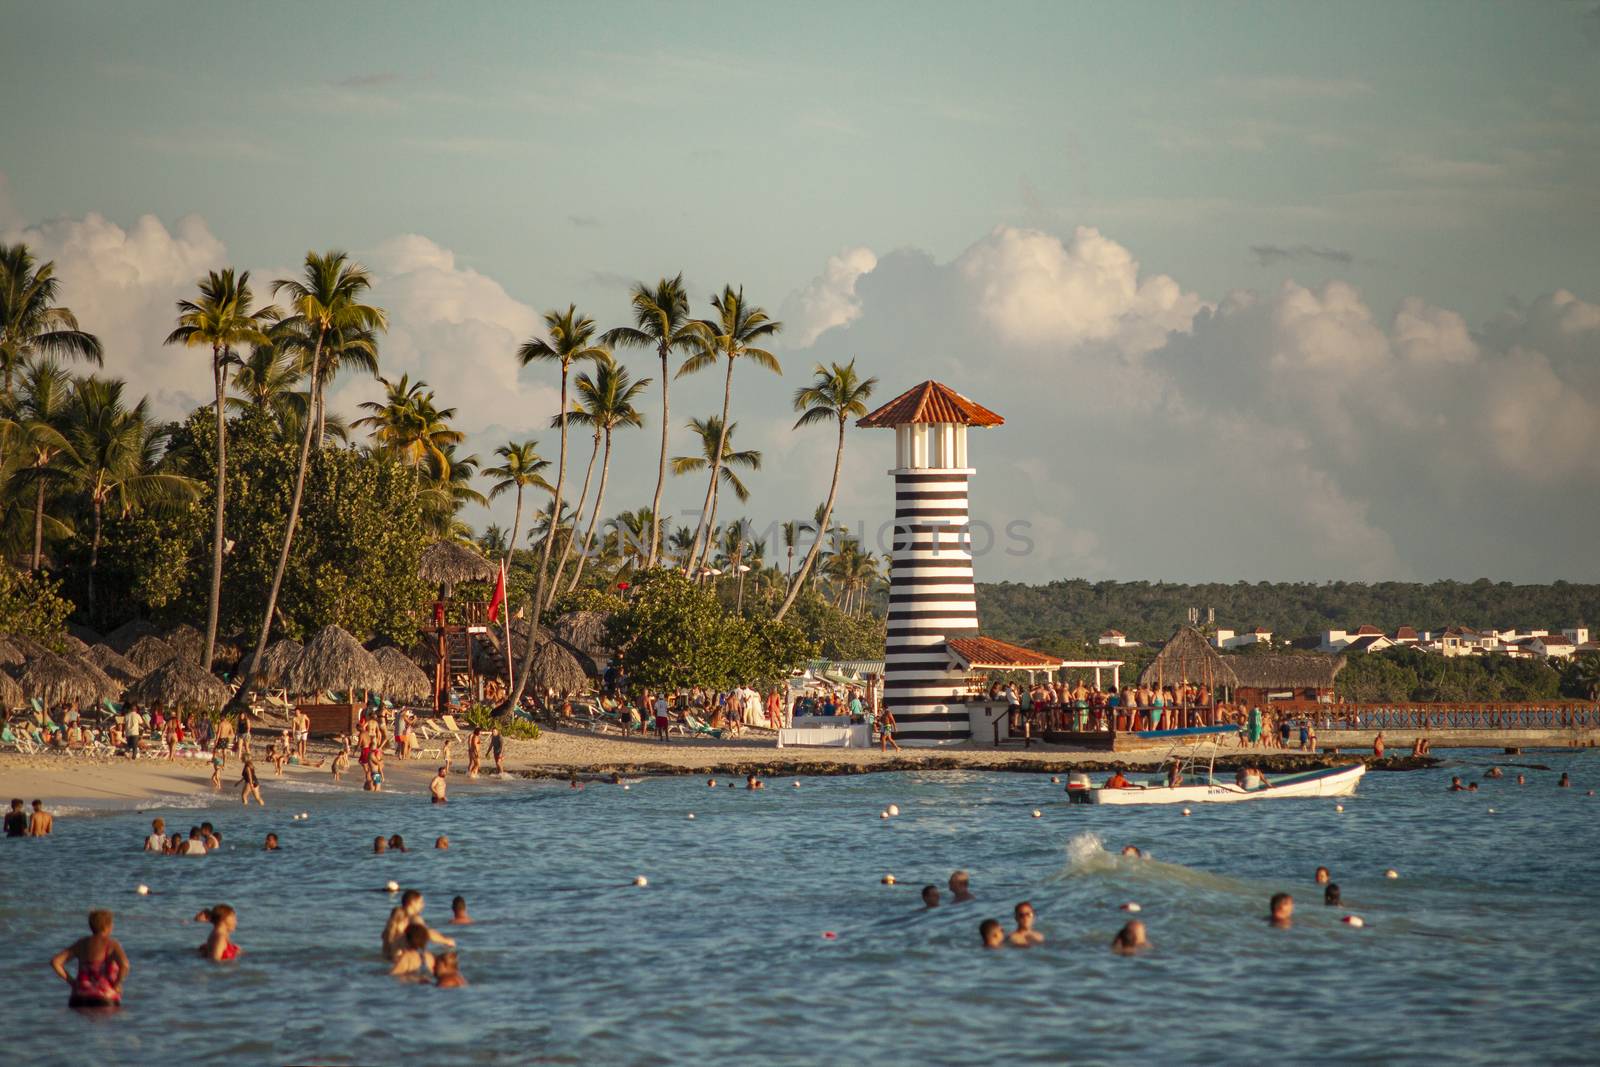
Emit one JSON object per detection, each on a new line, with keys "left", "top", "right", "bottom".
{"left": 2, "top": 750, "right": 1598, "bottom": 1065}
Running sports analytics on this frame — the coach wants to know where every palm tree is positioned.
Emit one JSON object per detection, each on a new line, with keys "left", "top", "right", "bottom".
{"left": 64, "top": 377, "right": 199, "bottom": 618}
{"left": 484, "top": 440, "right": 551, "bottom": 560}
{"left": 604, "top": 507, "right": 655, "bottom": 571}
{"left": 775, "top": 359, "right": 877, "bottom": 621}
{"left": 9, "top": 360, "right": 78, "bottom": 570}
{"left": 505, "top": 306, "right": 607, "bottom": 710}
{"left": 547, "top": 393, "right": 601, "bottom": 600}
{"left": 667, "top": 525, "right": 696, "bottom": 569}
{"left": 602, "top": 275, "right": 698, "bottom": 570}
{"left": 418, "top": 445, "right": 486, "bottom": 539}
{"left": 353, "top": 373, "right": 464, "bottom": 472}
{"left": 564, "top": 359, "right": 650, "bottom": 592}
{"left": 0, "top": 243, "right": 102, "bottom": 398}
{"left": 241, "top": 252, "right": 386, "bottom": 690}
{"left": 781, "top": 520, "right": 799, "bottom": 584}
{"left": 671, "top": 414, "right": 760, "bottom": 573}
{"left": 164, "top": 269, "right": 278, "bottom": 670}
{"left": 227, "top": 340, "right": 347, "bottom": 442}
{"left": 716, "top": 518, "right": 759, "bottom": 613}
{"left": 478, "top": 523, "right": 509, "bottom": 556}
{"left": 677, "top": 286, "right": 781, "bottom": 571}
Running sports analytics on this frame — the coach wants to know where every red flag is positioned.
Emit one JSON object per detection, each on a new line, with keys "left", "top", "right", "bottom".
{"left": 488, "top": 560, "right": 507, "bottom": 622}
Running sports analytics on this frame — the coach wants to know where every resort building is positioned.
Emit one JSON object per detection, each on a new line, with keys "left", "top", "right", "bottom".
{"left": 1097, "top": 629, "right": 1140, "bottom": 648}
{"left": 1213, "top": 627, "right": 1273, "bottom": 650}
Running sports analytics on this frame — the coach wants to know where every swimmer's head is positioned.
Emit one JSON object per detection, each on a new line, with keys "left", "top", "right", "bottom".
{"left": 404, "top": 922, "right": 429, "bottom": 950}
{"left": 1014, "top": 901, "right": 1035, "bottom": 928}
{"left": 1112, "top": 919, "right": 1147, "bottom": 951}
{"left": 435, "top": 836, "right": 449, "bottom": 850}
{"left": 401, "top": 889, "right": 422, "bottom": 912}
{"left": 979, "top": 918, "right": 1005, "bottom": 949}
{"left": 264, "top": 833, "right": 279, "bottom": 849}
{"left": 950, "top": 870, "right": 970, "bottom": 893}
{"left": 374, "top": 836, "right": 387, "bottom": 853}
{"left": 1324, "top": 883, "right": 1341, "bottom": 906}
{"left": 921, "top": 886, "right": 940, "bottom": 907}
{"left": 152, "top": 818, "right": 165, "bottom": 833}
{"left": 1121, "top": 845, "right": 1143, "bottom": 858}
{"left": 451, "top": 895, "right": 467, "bottom": 915}
{"left": 88, "top": 909, "right": 113, "bottom": 935}
{"left": 1270, "top": 892, "right": 1294, "bottom": 921}
{"left": 209, "top": 903, "right": 236, "bottom": 930}
{"left": 434, "top": 951, "right": 460, "bottom": 977}
{"left": 1314, "top": 866, "right": 1330, "bottom": 884}
{"left": 388, "top": 835, "right": 405, "bottom": 851}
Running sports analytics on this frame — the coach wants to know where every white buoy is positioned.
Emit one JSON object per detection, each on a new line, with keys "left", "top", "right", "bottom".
{"left": 1487, "top": 807, "right": 1496, "bottom": 814}
{"left": 687, "top": 813, "right": 695, "bottom": 820}
{"left": 1335, "top": 804, "right": 1345, "bottom": 813}
{"left": 135, "top": 884, "right": 149, "bottom": 896}
{"left": 633, "top": 876, "right": 648, "bottom": 887}
{"left": 887, "top": 804, "right": 900, "bottom": 817}
{"left": 623, "top": 784, "right": 630, "bottom": 791}
{"left": 299, "top": 811, "right": 308, "bottom": 819}
{"left": 1181, "top": 807, "right": 1191, "bottom": 816}
{"left": 1032, "top": 809, "right": 1042, "bottom": 818}
{"left": 386, "top": 880, "right": 400, "bottom": 893}
{"left": 792, "top": 781, "right": 801, "bottom": 788}
{"left": 881, "top": 874, "right": 896, "bottom": 885}
{"left": 1343, "top": 915, "right": 1365, "bottom": 927}
{"left": 1384, "top": 869, "right": 1399, "bottom": 880}
{"left": 1121, "top": 902, "right": 1142, "bottom": 913}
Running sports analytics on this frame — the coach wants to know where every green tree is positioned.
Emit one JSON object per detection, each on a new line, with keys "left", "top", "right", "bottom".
{"left": 0, "top": 243, "right": 102, "bottom": 398}
{"left": 164, "top": 268, "right": 278, "bottom": 669}
{"left": 671, "top": 415, "right": 760, "bottom": 565}
{"left": 484, "top": 439, "right": 551, "bottom": 558}
{"left": 677, "top": 286, "right": 781, "bottom": 571}
{"left": 602, "top": 274, "right": 697, "bottom": 569}
{"left": 0, "top": 563, "right": 72, "bottom": 640}
{"left": 9, "top": 359, "right": 78, "bottom": 570}
{"left": 353, "top": 373, "right": 463, "bottom": 471}
{"left": 565, "top": 358, "right": 649, "bottom": 592}
{"left": 776, "top": 358, "right": 877, "bottom": 621}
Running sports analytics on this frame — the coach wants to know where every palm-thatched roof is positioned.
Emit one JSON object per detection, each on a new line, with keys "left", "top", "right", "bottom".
{"left": 258, "top": 638, "right": 303, "bottom": 687}
{"left": 123, "top": 658, "right": 232, "bottom": 711}
{"left": 7, "top": 632, "right": 55, "bottom": 661}
{"left": 164, "top": 623, "right": 207, "bottom": 663}
{"left": 19, "top": 651, "right": 120, "bottom": 706}
{"left": 0, "top": 635, "right": 28, "bottom": 671}
{"left": 372, "top": 646, "right": 432, "bottom": 703}
{"left": 68, "top": 623, "right": 103, "bottom": 645}
{"left": 526, "top": 638, "right": 588, "bottom": 696}
{"left": 284, "top": 625, "right": 387, "bottom": 695}
{"left": 1227, "top": 653, "right": 1346, "bottom": 690}
{"left": 86, "top": 644, "right": 146, "bottom": 684}
{"left": 418, "top": 540, "right": 497, "bottom": 588}
{"left": 58, "top": 633, "right": 91, "bottom": 656}
{"left": 1140, "top": 626, "right": 1239, "bottom": 689}
{"left": 553, "top": 610, "right": 611, "bottom": 656}
{"left": 0, "top": 669, "right": 24, "bottom": 710}
{"left": 124, "top": 634, "right": 182, "bottom": 673}
{"left": 104, "top": 618, "right": 162, "bottom": 653}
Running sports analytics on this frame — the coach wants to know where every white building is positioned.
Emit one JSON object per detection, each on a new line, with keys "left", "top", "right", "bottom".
{"left": 1522, "top": 633, "right": 1577, "bottom": 659}
{"left": 1097, "top": 630, "right": 1140, "bottom": 648}
{"left": 1214, "top": 627, "right": 1272, "bottom": 650}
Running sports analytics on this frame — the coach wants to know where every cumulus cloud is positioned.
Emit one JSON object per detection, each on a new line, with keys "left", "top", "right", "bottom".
{"left": 782, "top": 246, "right": 877, "bottom": 347}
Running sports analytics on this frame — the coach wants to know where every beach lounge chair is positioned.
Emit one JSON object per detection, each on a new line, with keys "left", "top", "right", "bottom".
{"left": 2, "top": 724, "right": 37, "bottom": 755}
{"left": 438, "top": 715, "right": 467, "bottom": 741}
{"left": 682, "top": 713, "right": 722, "bottom": 740}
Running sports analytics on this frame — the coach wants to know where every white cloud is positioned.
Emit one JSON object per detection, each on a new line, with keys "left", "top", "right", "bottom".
{"left": 782, "top": 246, "right": 877, "bottom": 347}
{"left": 955, "top": 225, "right": 1205, "bottom": 355}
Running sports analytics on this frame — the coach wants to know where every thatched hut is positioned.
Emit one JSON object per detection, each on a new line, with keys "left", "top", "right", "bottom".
{"left": 86, "top": 644, "right": 146, "bottom": 685}
{"left": 418, "top": 539, "right": 497, "bottom": 594}
{"left": 372, "top": 646, "right": 432, "bottom": 703}
{"left": 284, "top": 625, "right": 386, "bottom": 696}
{"left": 124, "top": 634, "right": 181, "bottom": 673}
{"left": 1228, "top": 653, "right": 1346, "bottom": 704}
{"left": 0, "top": 635, "right": 28, "bottom": 671}
{"left": 0, "top": 669, "right": 25, "bottom": 710}
{"left": 7, "top": 632, "right": 55, "bottom": 661}
{"left": 526, "top": 639, "right": 588, "bottom": 696}
{"left": 124, "top": 658, "right": 232, "bottom": 712}
{"left": 1139, "top": 626, "right": 1239, "bottom": 690}
{"left": 553, "top": 610, "right": 611, "bottom": 657}
{"left": 20, "top": 651, "right": 119, "bottom": 707}
{"left": 59, "top": 632, "right": 91, "bottom": 656}
{"left": 164, "top": 623, "right": 207, "bottom": 663}
{"left": 104, "top": 618, "right": 162, "bottom": 653}
{"left": 258, "top": 638, "right": 303, "bottom": 688}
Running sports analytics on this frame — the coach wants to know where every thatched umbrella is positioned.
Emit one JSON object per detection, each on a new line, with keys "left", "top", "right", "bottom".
{"left": 284, "top": 625, "right": 386, "bottom": 696}
{"left": 104, "top": 618, "right": 162, "bottom": 653}
{"left": 0, "top": 635, "right": 28, "bottom": 671}
{"left": 68, "top": 623, "right": 104, "bottom": 645}
{"left": 86, "top": 644, "right": 146, "bottom": 684}
{"left": 20, "top": 651, "right": 117, "bottom": 707}
{"left": 418, "top": 539, "right": 497, "bottom": 596}
{"left": 526, "top": 638, "right": 587, "bottom": 696}
{"left": 164, "top": 623, "right": 208, "bottom": 664}
{"left": 258, "top": 638, "right": 303, "bottom": 688}
{"left": 553, "top": 610, "right": 611, "bottom": 656}
{"left": 123, "top": 658, "right": 232, "bottom": 712}
{"left": 1139, "top": 626, "right": 1239, "bottom": 690}
{"left": 0, "top": 669, "right": 25, "bottom": 711}
{"left": 372, "top": 646, "right": 432, "bottom": 703}
{"left": 59, "top": 632, "right": 91, "bottom": 656}
{"left": 125, "top": 634, "right": 181, "bottom": 673}
{"left": 8, "top": 632, "right": 55, "bottom": 661}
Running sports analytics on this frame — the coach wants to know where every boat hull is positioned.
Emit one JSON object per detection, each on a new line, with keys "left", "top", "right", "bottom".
{"left": 1087, "top": 763, "right": 1366, "bottom": 805}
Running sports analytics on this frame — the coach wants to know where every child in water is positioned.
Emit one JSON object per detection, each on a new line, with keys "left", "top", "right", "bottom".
{"left": 198, "top": 904, "right": 241, "bottom": 962}
{"left": 434, "top": 951, "right": 467, "bottom": 988}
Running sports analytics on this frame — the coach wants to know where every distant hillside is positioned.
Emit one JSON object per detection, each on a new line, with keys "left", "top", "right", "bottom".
{"left": 975, "top": 579, "right": 1600, "bottom": 646}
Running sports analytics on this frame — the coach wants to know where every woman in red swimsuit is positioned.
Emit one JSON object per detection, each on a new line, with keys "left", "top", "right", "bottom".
{"left": 51, "top": 909, "right": 129, "bottom": 1008}
{"left": 198, "top": 903, "right": 241, "bottom": 962}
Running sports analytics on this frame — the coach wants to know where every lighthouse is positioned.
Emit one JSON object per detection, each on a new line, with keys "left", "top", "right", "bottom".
{"left": 857, "top": 381, "right": 1004, "bottom": 744}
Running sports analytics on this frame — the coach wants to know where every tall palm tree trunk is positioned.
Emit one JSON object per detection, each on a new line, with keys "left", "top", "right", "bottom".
{"left": 240, "top": 332, "right": 323, "bottom": 692}
{"left": 506, "top": 487, "right": 525, "bottom": 560}
{"left": 647, "top": 341, "right": 669, "bottom": 569}
{"left": 568, "top": 428, "right": 613, "bottom": 593}
{"left": 505, "top": 371, "right": 567, "bottom": 713}
{"left": 546, "top": 430, "right": 598, "bottom": 609}
{"left": 776, "top": 419, "right": 845, "bottom": 621}
{"left": 688, "top": 356, "right": 734, "bottom": 572}
{"left": 88, "top": 495, "right": 104, "bottom": 620}
{"left": 204, "top": 351, "right": 228, "bottom": 671}
{"left": 31, "top": 479, "right": 47, "bottom": 571}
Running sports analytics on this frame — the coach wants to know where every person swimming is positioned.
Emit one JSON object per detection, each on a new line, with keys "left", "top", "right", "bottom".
{"left": 979, "top": 918, "right": 1005, "bottom": 949}
{"left": 949, "top": 870, "right": 975, "bottom": 903}
{"left": 383, "top": 890, "right": 456, "bottom": 960}
{"left": 1111, "top": 919, "right": 1148, "bottom": 956}
{"left": 199, "top": 903, "right": 240, "bottom": 962}
{"left": 51, "top": 909, "right": 129, "bottom": 1008}
{"left": 1007, "top": 901, "right": 1044, "bottom": 947}
{"left": 1324, "top": 883, "right": 1342, "bottom": 906}
{"left": 1485, "top": 766, "right": 1504, "bottom": 779}
{"left": 388, "top": 834, "right": 407, "bottom": 853}
{"left": 1120, "top": 845, "right": 1143, "bottom": 859}
{"left": 1314, "top": 866, "right": 1330, "bottom": 885}
{"left": 920, "top": 886, "right": 940, "bottom": 909}
{"left": 373, "top": 836, "right": 387, "bottom": 854}
{"left": 389, "top": 922, "right": 435, "bottom": 980}
{"left": 1449, "top": 776, "right": 1466, "bottom": 792}
{"left": 449, "top": 895, "right": 473, "bottom": 925}
{"left": 1269, "top": 892, "right": 1294, "bottom": 928}
{"left": 433, "top": 950, "right": 467, "bottom": 988}
{"left": 1559, "top": 773, "right": 1571, "bottom": 788}
{"left": 435, "top": 836, "right": 449, "bottom": 850}
{"left": 263, "top": 833, "right": 279, "bottom": 851}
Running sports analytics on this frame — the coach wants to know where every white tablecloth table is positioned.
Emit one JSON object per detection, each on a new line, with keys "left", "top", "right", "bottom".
{"left": 776, "top": 721, "right": 871, "bottom": 748}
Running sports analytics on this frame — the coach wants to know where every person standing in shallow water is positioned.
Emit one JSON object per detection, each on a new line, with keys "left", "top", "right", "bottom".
{"left": 52, "top": 910, "right": 129, "bottom": 1008}
{"left": 467, "top": 727, "right": 482, "bottom": 779}
{"left": 239, "top": 758, "right": 264, "bottom": 806}
{"left": 489, "top": 727, "right": 505, "bottom": 774}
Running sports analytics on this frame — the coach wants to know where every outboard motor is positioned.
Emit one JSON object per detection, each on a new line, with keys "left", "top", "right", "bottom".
{"left": 1066, "top": 772, "right": 1093, "bottom": 803}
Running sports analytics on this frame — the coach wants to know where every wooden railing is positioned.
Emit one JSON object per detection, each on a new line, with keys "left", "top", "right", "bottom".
{"left": 415, "top": 601, "right": 495, "bottom": 630}
{"left": 1263, "top": 700, "right": 1600, "bottom": 731}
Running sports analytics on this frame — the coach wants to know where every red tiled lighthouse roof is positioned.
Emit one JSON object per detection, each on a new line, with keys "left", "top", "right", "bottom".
{"left": 857, "top": 380, "right": 1005, "bottom": 428}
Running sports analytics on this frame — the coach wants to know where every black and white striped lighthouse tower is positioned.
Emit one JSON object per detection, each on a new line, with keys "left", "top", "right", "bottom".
{"left": 858, "top": 381, "right": 1004, "bottom": 744}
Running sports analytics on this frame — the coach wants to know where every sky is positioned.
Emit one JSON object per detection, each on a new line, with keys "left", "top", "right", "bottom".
{"left": 2, "top": 0, "right": 1598, "bottom": 584}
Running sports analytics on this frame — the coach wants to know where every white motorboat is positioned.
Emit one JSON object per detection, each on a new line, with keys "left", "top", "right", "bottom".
{"left": 1084, "top": 761, "right": 1366, "bottom": 805}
